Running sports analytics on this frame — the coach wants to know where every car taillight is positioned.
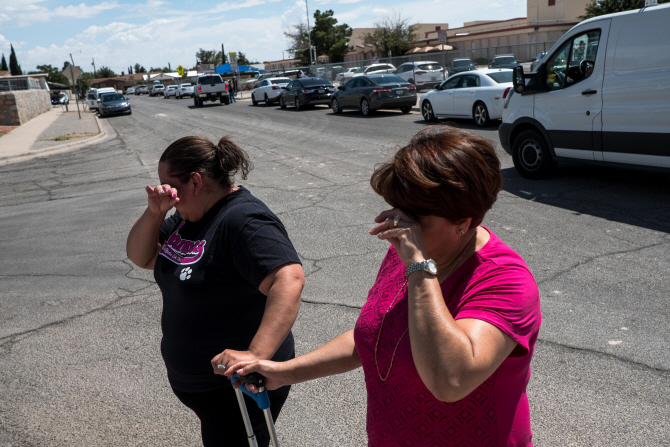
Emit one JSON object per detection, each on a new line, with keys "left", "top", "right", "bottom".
{"left": 415, "top": 71, "right": 427, "bottom": 75}
{"left": 302, "top": 89, "right": 310, "bottom": 93}
{"left": 372, "top": 88, "right": 391, "bottom": 93}
{"left": 226, "top": 83, "right": 229, "bottom": 90}
{"left": 272, "top": 86, "right": 278, "bottom": 90}
{"left": 407, "top": 85, "right": 417, "bottom": 91}
{"left": 503, "top": 87, "right": 511, "bottom": 99}
{"left": 198, "top": 85, "right": 201, "bottom": 92}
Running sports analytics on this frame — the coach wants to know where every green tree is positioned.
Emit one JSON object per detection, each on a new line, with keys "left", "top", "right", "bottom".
{"left": 235, "top": 52, "right": 258, "bottom": 66}
{"left": 148, "top": 66, "right": 170, "bottom": 73}
{"left": 364, "top": 12, "right": 417, "bottom": 57}
{"left": 580, "top": 0, "right": 669, "bottom": 19}
{"left": 128, "top": 65, "right": 133, "bottom": 74}
{"left": 29, "top": 64, "right": 70, "bottom": 86}
{"left": 96, "top": 66, "right": 117, "bottom": 78}
{"left": 77, "top": 72, "right": 93, "bottom": 93}
{"left": 284, "top": 22, "right": 311, "bottom": 65}
{"left": 196, "top": 48, "right": 225, "bottom": 65}
{"left": 9, "top": 44, "right": 22, "bottom": 75}
{"left": 134, "top": 63, "right": 147, "bottom": 73}
{"left": 0, "top": 53, "right": 7, "bottom": 71}
{"left": 310, "top": 10, "right": 352, "bottom": 63}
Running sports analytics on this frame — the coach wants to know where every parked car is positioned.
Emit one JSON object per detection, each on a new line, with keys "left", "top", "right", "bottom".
{"left": 94, "top": 87, "right": 117, "bottom": 109}
{"left": 51, "top": 91, "right": 69, "bottom": 105}
{"left": 126, "top": 87, "right": 136, "bottom": 95}
{"left": 134, "top": 85, "right": 148, "bottom": 95}
{"left": 278, "top": 77, "right": 336, "bottom": 110}
{"left": 164, "top": 85, "right": 179, "bottom": 98}
{"left": 501, "top": 3, "right": 670, "bottom": 179}
{"left": 282, "top": 70, "right": 306, "bottom": 80}
{"left": 394, "top": 61, "right": 444, "bottom": 90}
{"left": 98, "top": 92, "right": 131, "bottom": 118}
{"left": 193, "top": 73, "right": 230, "bottom": 107}
{"left": 448, "top": 58, "right": 476, "bottom": 74}
{"left": 251, "top": 77, "right": 291, "bottom": 106}
{"left": 176, "top": 83, "right": 194, "bottom": 99}
{"left": 336, "top": 67, "right": 359, "bottom": 82}
{"left": 420, "top": 69, "right": 513, "bottom": 127}
{"left": 150, "top": 84, "right": 165, "bottom": 97}
{"left": 489, "top": 55, "right": 520, "bottom": 69}
{"left": 331, "top": 74, "right": 416, "bottom": 116}
{"left": 352, "top": 63, "right": 396, "bottom": 77}
{"left": 530, "top": 52, "right": 547, "bottom": 72}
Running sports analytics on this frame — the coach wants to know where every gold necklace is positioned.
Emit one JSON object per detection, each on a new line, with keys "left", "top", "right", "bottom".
{"left": 374, "top": 230, "right": 478, "bottom": 382}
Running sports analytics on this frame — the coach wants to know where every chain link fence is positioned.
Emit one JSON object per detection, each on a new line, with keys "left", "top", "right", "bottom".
{"left": 277, "top": 41, "right": 557, "bottom": 83}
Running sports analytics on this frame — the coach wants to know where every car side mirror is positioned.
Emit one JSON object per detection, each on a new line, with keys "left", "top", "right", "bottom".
{"left": 434, "top": 84, "right": 440, "bottom": 90}
{"left": 513, "top": 66, "right": 525, "bottom": 94}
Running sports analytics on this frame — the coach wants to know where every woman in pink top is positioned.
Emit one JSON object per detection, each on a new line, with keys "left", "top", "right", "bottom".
{"left": 222, "top": 126, "right": 542, "bottom": 446}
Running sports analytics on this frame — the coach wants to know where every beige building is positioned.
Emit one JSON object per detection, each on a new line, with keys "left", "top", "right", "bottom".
{"left": 345, "top": 0, "right": 591, "bottom": 64}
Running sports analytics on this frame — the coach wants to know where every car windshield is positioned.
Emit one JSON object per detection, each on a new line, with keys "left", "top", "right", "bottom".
{"left": 370, "top": 74, "right": 406, "bottom": 85}
{"left": 486, "top": 71, "right": 513, "bottom": 83}
{"left": 301, "top": 78, "right": 329, "bottom": 86}
{"left": 271, "top": 78, "right": 291, "bottom": 84}
{"left": 181, "top": 84, "right": 193, "bottom": 87}
{"left": 354, "top": 66, "right": 367, "bottom": 73}
{"left": 87, "top": 93, "right": 96, "bottom": 100}
{"left": 199, "top": 76, "right": 223, "bottom": 84}
{"left": 495, "top": 56, "right": 516, "bottom": 64}
{"left": 453, "top": 60, "right": 472, "bottom": 67}
{"left": 101, "top": 94, "right": 124, "bottom": 102}
{"left": 418, "top": 63, "right": 442, "bottom": 70}
{"left": 155, "top": 85, "right": 164, "bottom": 88}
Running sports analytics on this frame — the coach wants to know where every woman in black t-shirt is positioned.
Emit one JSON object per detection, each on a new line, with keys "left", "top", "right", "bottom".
{"left": 127, "top": 135, "right": 304, "bottom": 447}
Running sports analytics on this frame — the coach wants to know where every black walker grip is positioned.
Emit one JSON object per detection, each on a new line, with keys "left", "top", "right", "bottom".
{"left": 238, "top": 372, "right": 265, "bottom": 387}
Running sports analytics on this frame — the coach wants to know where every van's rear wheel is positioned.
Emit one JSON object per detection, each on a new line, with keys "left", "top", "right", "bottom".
{"left": 512, "top": 129, "right": 557, "bottom": 179}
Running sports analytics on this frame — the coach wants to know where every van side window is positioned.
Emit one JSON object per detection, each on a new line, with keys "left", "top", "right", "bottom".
{"left": 545, "top": 30, "right": 601, "bottom": 91}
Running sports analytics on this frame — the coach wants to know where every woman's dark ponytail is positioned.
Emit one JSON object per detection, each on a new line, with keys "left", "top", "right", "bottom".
{"left": 160, "top": 135, "right": 252, "bottom": 187}
{"left": 214, "top": 136, "right": 252, "bottom": 186}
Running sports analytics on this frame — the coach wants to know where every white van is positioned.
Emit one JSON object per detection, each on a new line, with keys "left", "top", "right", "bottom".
{"left": 499, "top": 3, "right": 670, "bottom": 179}
{"left": 86, "top": 88, "right": 98, "bottom": 110}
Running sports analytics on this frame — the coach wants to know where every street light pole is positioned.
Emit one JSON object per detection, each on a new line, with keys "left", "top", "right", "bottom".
{"left": 69, "top": 51, "right": 82, "bottom": 119}
{"left": 306, "top": 0, "right": 313, "bottom": 69}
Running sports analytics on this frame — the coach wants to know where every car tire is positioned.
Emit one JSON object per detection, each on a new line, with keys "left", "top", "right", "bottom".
{"left": 332, "top": 98, "right": 342, "bottom": 114}
{"left": 193, "top": 97, "right": 198, "bottom": 107}
{"left": 400, "top": 106, "right": 411, "bottom": 114}
{"left": 422, "top": 101, "right": 436, "bottom": 122}
{"left": 128, "top": 109, "right": 132, "bottom": 115}
{"left": 198, "top": 98, "right": 203, "bottom": 107}
{"left": 473, "top": 102, "right": 491, "bottom": 127}
{"left": 360, "top": 98, "right": 372, "bottom": 116}
{"left": 223, "top": 95, "right": 230, "bottom": 105}
{"left": 264, "top": 94, "right": 270, "bottom": 106}
{"left": 280, "top": 97, "right": 286, "bottom": 109}
{"left": 252, "top": 93, "right": 258, "bottom": 106}
{"left": 512, "top": 129, "right": 558, "bottom": 179}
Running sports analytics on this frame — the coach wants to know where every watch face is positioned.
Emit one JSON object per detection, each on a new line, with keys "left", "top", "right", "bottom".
{"left": 426, "top": 260, "right": 438, "bottom": 275}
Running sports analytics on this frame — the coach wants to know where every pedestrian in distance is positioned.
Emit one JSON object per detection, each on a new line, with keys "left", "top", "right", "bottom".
{"left": 126, "top": 135, "right": 304, "bottom": 447}
{"left": 228, "top": 79, "right": 236, "bottom": 103}
{"left": 224, "top": 126, "right": 542, "bottom": 447}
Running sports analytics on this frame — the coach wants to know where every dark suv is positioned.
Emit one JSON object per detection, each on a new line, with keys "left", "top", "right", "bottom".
{"left": 489, "top": 55, "right": 520, "bottom": 69}
{"left": 448, "top": 59, "right": 476, "bottom": 74}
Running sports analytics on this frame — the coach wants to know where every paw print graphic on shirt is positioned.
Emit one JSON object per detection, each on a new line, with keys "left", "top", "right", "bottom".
{"left": 180, "top": 267, "right": 192, "bottom": 281}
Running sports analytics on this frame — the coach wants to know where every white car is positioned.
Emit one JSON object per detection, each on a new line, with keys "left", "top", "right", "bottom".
{"left": 251, "top": 77, "right": 291, "bottom": 106}
{"left": 352, "top": 63, "right": 396, "bottom": 77}
{"left": 336, "top": 67, "right": 359, "bottom": 82}
{"left": 420, "top": 69, "right": 513, "bottom": 127}
{"left": 163, "top": 85, "right": 179, "bottom": 98}
{"left": 394, "top": 61, "right": 445, "bottom": 90}
{"left": 176, "top": 83, "right": 194, "bottom": 99}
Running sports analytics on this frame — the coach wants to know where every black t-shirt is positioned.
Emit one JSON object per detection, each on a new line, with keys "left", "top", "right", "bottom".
{"left": 154, "top": 186, "right": 301, "bottom": 392}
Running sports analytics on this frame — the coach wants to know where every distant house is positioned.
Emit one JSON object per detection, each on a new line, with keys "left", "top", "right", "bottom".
{"left": 91, "top": 73, "right": 148, "bottom": 91}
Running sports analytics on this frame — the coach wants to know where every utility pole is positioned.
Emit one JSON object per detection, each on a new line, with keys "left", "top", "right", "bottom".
{"left": 70, "top": 51, "right": 81, "bottom": 119}
{"left": 222, "top": 44, "right": 225, "bottom": 65}
{"left": 92, "top": 58, "right": 97, "bottom": 78}
{"left": 306, "top": 0, "right": 313, "bottom": 69}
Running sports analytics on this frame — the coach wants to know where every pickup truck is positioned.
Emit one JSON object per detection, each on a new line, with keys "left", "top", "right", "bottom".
{"left": 150, "top": 84, "right": 165, "bottom": 97}
{"left": 193, "top": 73, "right": 229, "bottom": 107}
{"left": 176, "top": 83, "right": 195, "bottom": 99}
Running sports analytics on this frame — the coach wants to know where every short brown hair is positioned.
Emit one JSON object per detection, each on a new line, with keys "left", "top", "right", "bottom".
{"left": 160, "top": 135, "right": 252, "bottom": 187}
{"left": 370, "top": 126, "right": 501, "bottom": 228}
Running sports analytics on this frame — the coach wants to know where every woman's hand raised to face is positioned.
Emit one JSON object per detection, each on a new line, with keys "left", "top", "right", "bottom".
{"left": 369, "top": 209, "right": 428, "bottom": 267}
{"left": 145, "top": 184, "right": 179, "bottom": 216}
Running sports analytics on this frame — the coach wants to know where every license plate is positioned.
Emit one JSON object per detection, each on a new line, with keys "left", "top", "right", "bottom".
{"left": 395, "top": 89, "right": 403, "bottom": 95}
{"left": 318, "top": 89, "right": 325, "bottom": 93}
{"left": 431, "top": 77, "right": 437, "bottom": 81}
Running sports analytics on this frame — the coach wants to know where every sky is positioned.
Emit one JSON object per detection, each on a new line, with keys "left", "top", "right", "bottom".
{"left": 0, "top": 0, "right": 526, "bottom": 74}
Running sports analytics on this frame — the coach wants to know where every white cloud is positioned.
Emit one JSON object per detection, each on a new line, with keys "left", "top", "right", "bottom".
{"left": 0, "top": 1, "right": 119, "bottom": 27}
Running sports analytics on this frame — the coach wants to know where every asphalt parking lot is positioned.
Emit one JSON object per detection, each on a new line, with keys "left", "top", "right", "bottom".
{"left": 0, "top": 94, "right": 668, "bottom": 446}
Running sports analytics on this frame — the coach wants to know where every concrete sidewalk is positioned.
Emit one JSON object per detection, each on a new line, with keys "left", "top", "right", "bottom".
{"left": 0, "top": 104, "right": 115, "bottom": 165}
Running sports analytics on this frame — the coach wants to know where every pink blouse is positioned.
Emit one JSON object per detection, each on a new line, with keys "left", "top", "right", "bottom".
{"left": 354, "top": 228, "right": 541, "bottom": 446}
